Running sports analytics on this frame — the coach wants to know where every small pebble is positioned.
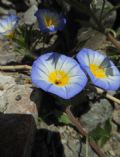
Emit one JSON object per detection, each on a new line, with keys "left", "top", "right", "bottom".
{"left": 15, "top": 95, "right": 21, "bottom": 101}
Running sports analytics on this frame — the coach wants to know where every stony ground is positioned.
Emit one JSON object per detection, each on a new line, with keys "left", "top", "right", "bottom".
{"left": 0, "top": 30, "right": 120, "bottom": 157}
{"left": 0, "top": 0, "right": 120, "bottom": 156}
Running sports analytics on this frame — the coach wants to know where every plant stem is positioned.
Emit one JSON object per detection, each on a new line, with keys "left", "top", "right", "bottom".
{"left": 102, "top": 4, "right": 120, "bottom": 21}
{"left": 65, "top": 106, "right": 107, "bottom": 157}
{"left": 106, "top": 33, "right": 120, "bottom": 51}
{"left": 95, "top": 87, "right": 120, "bottom": 105}
{"left": 99, "top": 0, "right": 106, "bottom": 24}
{"left": 0, "top": 65, "right": 32, "bottom": 71}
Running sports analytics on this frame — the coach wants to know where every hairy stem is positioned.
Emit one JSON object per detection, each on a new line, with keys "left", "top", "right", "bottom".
{"left": 65, "top": 106, "right": 107, "bottom": 157}
{"left": 106, "top": 33, "right": 120, "bottom": 51}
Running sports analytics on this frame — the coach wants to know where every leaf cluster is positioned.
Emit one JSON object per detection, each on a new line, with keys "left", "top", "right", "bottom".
{"left": 89, "top": 119, "right": 112, "bottom": 147}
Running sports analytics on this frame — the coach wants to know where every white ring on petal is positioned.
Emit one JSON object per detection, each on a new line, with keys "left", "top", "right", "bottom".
{"left": 31, "top": 52, "right": 88, "bottom": 99}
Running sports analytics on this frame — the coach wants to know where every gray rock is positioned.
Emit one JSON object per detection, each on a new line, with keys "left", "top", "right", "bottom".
{"left": 103, "top": 131, "right": 120, "bottom": 157}
{"left": 0, "top": 73, "right": 41, "bottom": 121}
{"left": 0, "top": 74, "right": 15, "bottom": 112}
{"left": 77, "top": 27, "right": 106, "bottom": 50}
{"left": 80, "top": 99, "right": 113, "bottom": 132}
{"left": 37, "top": 122, "right": 100, "bottom": 157}
{"left": 0, "top": 41, "right": 23, "bottom": 65}
{"left": 112, "top": 109, "right": 120, "bottom": 125}
{"left": 24, "top": 5, "right": 38, "bottom": 25}
{"left": 25, "top": 0, "right": 40, "bottom": 7}
{"left": 90, "top": 0, "right": 116, "bottom": 29}
{"left": 81, "top": 143, "right": 98, "bottom": 157}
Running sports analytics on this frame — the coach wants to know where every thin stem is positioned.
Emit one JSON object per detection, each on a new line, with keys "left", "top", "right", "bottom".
{"left": 0, "top": 65, "right": 32, "bottom": 71}
{"left": 99, "top": 0, "right": 106, "bottom": 24}
{"left": 95, "top": 87, "right": 120, "bottom": 105}
{"left": 65, "top": 106, "right": 107, "bottom": 157}
{"left": 106, "top": 33, "right": 120, "bottom": 51}
{"left": 86, "top": 135, "right": 89, "bottom": 157}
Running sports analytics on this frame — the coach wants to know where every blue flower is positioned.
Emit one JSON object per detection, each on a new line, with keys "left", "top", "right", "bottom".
{"left": 0, "top": 14, "right": 19, "bottom": 38}
{"left": 35, "top": 9, "right": 66, "bottom": 33}
{"left": 76, "top": 48, "right": 120, "bottom": 91}
{"left": 31, "top": 52, "right": 87, "bottom": 99}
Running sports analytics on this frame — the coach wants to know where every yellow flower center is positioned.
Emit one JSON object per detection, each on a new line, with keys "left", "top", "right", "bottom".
{"left": 48, "top": 70, "right": 69, "bottom": 86}
{"left": 44, "top": 16, "right": 57, "bottom": 27}
{"left": 5, "top": 31, "right": 15, "bottom": 39}
{"left": 89, "top": 64, "right": 107, "bottom": 78}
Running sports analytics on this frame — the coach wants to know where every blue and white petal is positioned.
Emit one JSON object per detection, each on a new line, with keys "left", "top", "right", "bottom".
{"left": 0, "top": 14, "right": 19, "bottom": 37}
{"left": 31, "top": 52, "right": 87, "bottom": 99}
{"left": 35, "top": 9, "right": 66, "bottom": 33}
{"left": 76, "top": 48, "right": 120, "bottom": 91}
{"left": 77, "top": 48, "right": 105, "bottom": 67}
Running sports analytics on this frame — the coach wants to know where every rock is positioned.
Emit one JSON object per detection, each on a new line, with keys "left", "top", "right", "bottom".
{"left": 25, "top": 0, "right": 40, "bottom": 7}
{"left": 0, "top": 73, "right": 41, "bottom": 121}
{"left": 0, "top": 114, "right": 36, "bottom": 157}
{"left": 77, "top": 27, "right": 106, "bottom": 50}
{"left": 83, "top": 31, "right": 106, "bottom": 50}
{"left": 103, "top": 132, "right": 120, "bottom": 157}
{"left": 32, "top": 129, "right": 65, "bottom": 157}
{"left": 4, "top": 84, "right": 39, "bottom": 120}
{"left": 81, "top": 144, "right": 98, "bottom": 157}
{"left": 90, "top": 0, "right": 116, "bottom": 29}
{"left": 80, "top": 99, "right": 113, "bottom": 132}
{"left": 0, "top": 74, "right": 16, "bottom": 112}
{"left": 37, "top": 121, "right": 100, "bottom": 157}
{"left": 24, "top": 5, "right": 38, "bottom": 25}
{"left": 0, "top": 41, "right": 23, "bottom": 65}
{"left": 112, "top": 109, "right": 120, "bottom": 125}
{"left": 35, "top": 122, "right": 81, "bottom": 157}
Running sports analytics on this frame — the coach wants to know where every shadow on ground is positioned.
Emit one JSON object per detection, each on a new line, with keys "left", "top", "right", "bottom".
{"left": 32, "top": 129, "right": 65, "bottom": 157}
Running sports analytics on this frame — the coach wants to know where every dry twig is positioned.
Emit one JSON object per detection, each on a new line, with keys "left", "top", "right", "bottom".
{"left": 0, "top": 65, "right": 32, "bottom": 71}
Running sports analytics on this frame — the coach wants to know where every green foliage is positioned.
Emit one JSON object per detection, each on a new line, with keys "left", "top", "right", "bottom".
{"left": 58, "top": 112, "right": 71, "bottom": 124}
{"left": 102, "top": 3, "right": 120, "bottom": 21}
{"left": 89, "top": 119, "right": 112, "bottom": 147}
{"left": 116, "top": 27, "right": 120, "bottom": 37}
{"left": 14, "top": 25, "right": 33, "bottom": 53}
{"left": 64, "top": 0, "right": 120, "bottom": 32}
{"left": 13, "top": 24, "right": 42, "bottom": 58}
{"left": 37, "top": 108, "right": 71, "bottom": 125}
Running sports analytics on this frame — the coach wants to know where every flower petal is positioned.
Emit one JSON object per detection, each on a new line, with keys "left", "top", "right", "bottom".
{"left": 77, "top": 48, "right": 106, "bottom": 66}
{"left": 31, "top": 52, "right": 87, "bottom": 99}
{"left": 35, "top": 9, "right": 66, "bottom": 32}
{"left": 77, "top": 48, "right": 120, "bottom": 91}
{"left": 0, "top": 15, "right": 19, "bottom": 37}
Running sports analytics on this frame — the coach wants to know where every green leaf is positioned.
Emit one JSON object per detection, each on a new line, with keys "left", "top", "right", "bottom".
{"left": 104, "top": 119, "right": 112, "bottom": 135}
{"left": 102, "top": 3, "right": 120, "bottom": 20}
{"left": 58, "top": 113, "right": 71, "bottom": 124}
{"left": 90, "top": 125, "right": 105, "bottom": 141}
{"left": 89, "top": 119, "right": 112, "bottom": 147}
